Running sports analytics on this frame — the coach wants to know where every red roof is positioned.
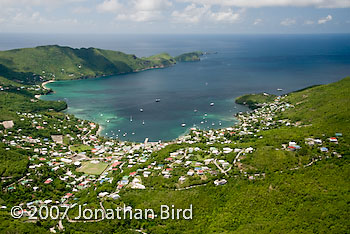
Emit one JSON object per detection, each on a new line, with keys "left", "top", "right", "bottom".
{"left": 44, "top": 179, "right": 53, "bottom": 184}
{"left": 129, "top": 172, "right": 137, "bottom": 176}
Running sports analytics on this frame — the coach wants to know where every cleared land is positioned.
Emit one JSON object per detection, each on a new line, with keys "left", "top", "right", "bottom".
{"left": 76, "top": 162, "right": 108, "bottom": 175}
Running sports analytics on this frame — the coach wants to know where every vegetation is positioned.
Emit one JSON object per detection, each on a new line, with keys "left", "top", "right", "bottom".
{"left": 175, "top": 51, "right": 203, "bottom": 62}
{"left": 0, "top": 45, "right": 203, "bottom": 85}
{"left": 0, "top": 67, "right": 349, "bottom": 233}
{"left": 235, "top": 93, "right": 277, "bottom": 109}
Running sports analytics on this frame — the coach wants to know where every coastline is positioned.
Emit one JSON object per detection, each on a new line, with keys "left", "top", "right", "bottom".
{"left": 35, "top": 79, "right": 55, "bottom": 99}
{"left": 42, "top": 79, "right": 55, "bottom": 90}
{"left": 96, "top": 125, "right": 103, "bottom": 136}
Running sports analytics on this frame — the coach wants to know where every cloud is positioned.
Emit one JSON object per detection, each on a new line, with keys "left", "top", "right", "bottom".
{"left": 253, "top": 18, "right": 262, "bottom": 25}
{"left": 280, "top": 18, "right": 296, "bottom": 26}
{"left": 134, "top": 0, "right": 172, "bottom": 11}
{"left": 304, "top": 20, "right": 315, "bottom": 25}
{"left": 210, "top": 8, "right": 242, "bottom": 23}
{"left": 99, "top": 0, "right": 172, "bottom": 22}
{"left": 176, "top": 0, "right": 350, "bottom": 8}
{"left": 318, "top": 15, "right": 332, "bottom": 24}
{"left": 172, "top": 4, "right": 243, "bottom": 24}
{"left": 172, "top": 4, "right": 210, "bottom": 23}
{"left": 116, "top": 10, "right": 163, "bottom": 22}
{"left": 97, "top": 0, "right": 123, "bottom": 13}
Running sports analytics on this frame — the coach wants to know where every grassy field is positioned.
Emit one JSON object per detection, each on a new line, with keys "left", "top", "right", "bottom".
{"left": 76, "top": 161, "right": 109, "bottom": 175}
{"left": 70, "top": 144, "right": 93, "bottom": 153}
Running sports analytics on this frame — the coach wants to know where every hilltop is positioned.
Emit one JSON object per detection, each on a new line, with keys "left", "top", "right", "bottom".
{"left": 0, "top": 45, "right": 203, "bottom": 85}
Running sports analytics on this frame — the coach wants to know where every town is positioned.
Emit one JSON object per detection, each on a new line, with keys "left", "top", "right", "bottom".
{"left": 0, "top": 82, "right": 345, "bottom": 232}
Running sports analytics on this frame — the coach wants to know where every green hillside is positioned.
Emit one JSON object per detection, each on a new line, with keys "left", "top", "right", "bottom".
{"left": 175, "top": 51, "right": 203, "bottom": 62}
{"left": 235, "top": 93, "right": 277, "bottom": 109}
{"left": 0, "top": 73, "right": 348, "bottom": 232}
{"left": 0, "top": 45, "right": 202, "bottom": 85}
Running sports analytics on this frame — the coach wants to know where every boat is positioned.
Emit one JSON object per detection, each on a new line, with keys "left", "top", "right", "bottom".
{"left": 210, "top": 102, "right": 214, "bottom": 106}
{"left": 181, "top": 123, "right": 186, "bottom": 127}
{"left": 130, "top": 116, "right": 133, "bottom": 122}
{"left": 140, "top": 108, "right": 143, "bottom": 112}
{"left": 194, "top": 109, "right": 198, "bottom": 112}
{"left": 106, "top": 120, "right": 110, "bottom": 123}
{"left": 200, "top": 121, "right": 204, "bottom": 124}
{"left": 142, "top": 120, "right": 145, "bottom": 125}
{"left": 155, "top": 98, "right": 161, "bottom": 102}
{"left": 277, "top": 88, "right": 283, "bottom": 91}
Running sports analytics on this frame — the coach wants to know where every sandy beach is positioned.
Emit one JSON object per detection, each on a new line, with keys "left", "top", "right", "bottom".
{"left": 35, "top": 80, "right": 55, "bottom": 99}
{"left": 42, "top": 79, "right": 55, "bottom": 90}
{"left": 96, "top": 125, "right": 103, "bottom": 136}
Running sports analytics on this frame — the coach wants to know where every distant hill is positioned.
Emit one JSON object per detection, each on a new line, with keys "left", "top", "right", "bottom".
{"left": 174, "top": 51, "right": 203, "bottom": 62}
{"left": 0, "top": 45, "right": 202, "bottom": 85}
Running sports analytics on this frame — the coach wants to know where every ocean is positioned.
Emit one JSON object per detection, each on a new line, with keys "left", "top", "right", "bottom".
{"left": 2, "top": 33, "right": 349, "bottom": 142}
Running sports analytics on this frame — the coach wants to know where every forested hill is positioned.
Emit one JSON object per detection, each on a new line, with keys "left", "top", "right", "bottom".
{"left": 0, "top": 45, "right": 202, "bottom": 85}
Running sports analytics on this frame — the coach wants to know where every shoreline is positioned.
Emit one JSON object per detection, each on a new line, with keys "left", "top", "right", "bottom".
{"left": 42, "top": 79, "right": 55, "bottom": 90}
{"left": 96, "top": 125, "right": 103, "bottom": 136}
{"left": 35, "top": 79, "right": 55, "bottom": 99}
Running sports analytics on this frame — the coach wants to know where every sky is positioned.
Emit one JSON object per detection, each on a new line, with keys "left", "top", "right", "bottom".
{"left": 0, "top": 0, "right": 349, "bottom": 34}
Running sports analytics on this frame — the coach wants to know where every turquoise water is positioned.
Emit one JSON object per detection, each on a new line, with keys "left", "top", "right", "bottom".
{"left": 39, "top": 34, "right": 350, "bottom": 142}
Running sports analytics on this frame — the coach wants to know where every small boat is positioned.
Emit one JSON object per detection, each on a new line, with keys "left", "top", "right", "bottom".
{"left": 130, "top": 116, "right": 133, "bottom": 122}
{"left": 181, "top": 123, "right": 186, "bottom": 127}
{"left": 212, "top": 123, "right": 215, "bottom": 126}
{"left": 142, "top": 120, "right": 145, "bottom": 125}
{"left": 204, "top": 113, "right": 207, "bottom": 117}
{"left": 210, "top": 102, "right": 214, "bottom": 106}
{"left": 155, "top": 98, "right": 161, "bottom": 102}
{"left": 132, "top": 132, "right": 135, "bottom": 135}
{"left": 219, "top": 122, "right": 222, "bottom": 126}
{"left": 106, "top": 120, "right": 110, "bottom": 123}
{"left": 277, "top": 88, "right": 283, "bottom": 91}
{"left": 194, "top": 109, "right": 198, "bottom": 112}
{"left": 200, "top": 121, "right": 204, "bottom": 124}
{"left": 140, "top": 108, "right": 143, "bottom": 112}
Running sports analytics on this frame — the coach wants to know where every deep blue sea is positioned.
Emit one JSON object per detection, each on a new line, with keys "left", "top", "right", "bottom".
{"left": 2, "top": 34, "right": 349, "bottom": 142}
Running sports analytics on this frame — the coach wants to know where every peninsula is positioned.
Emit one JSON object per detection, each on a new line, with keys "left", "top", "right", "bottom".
{"left": 0, "top": 45, "right": 203, "bottom": 85}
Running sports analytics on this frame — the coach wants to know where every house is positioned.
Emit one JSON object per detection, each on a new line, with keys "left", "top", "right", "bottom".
{"left": 44, "top": 178, "right": 53, "bottom": 184}
{"left": 51, "top": 135, "right": 63, "bottom": 144}
{"left": 329, "top": 137, "right": 338, "bottom": 143}
{"left": 187, "top": 170, "right": 194, "bottom": 176}
{"left": 2, "top": 120, "right": 14, "bottom": 129}
{"left": 245, "top": 147, "right": 254, "bottom": 153}
{"left": 320, "top": 147, "right": 328, "bottom": 152}
{"left": 214, "top": 179, "right": 227, "bottom": 186}
{"left": 179, "top": 176, "right": 186, "bottom": 182}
